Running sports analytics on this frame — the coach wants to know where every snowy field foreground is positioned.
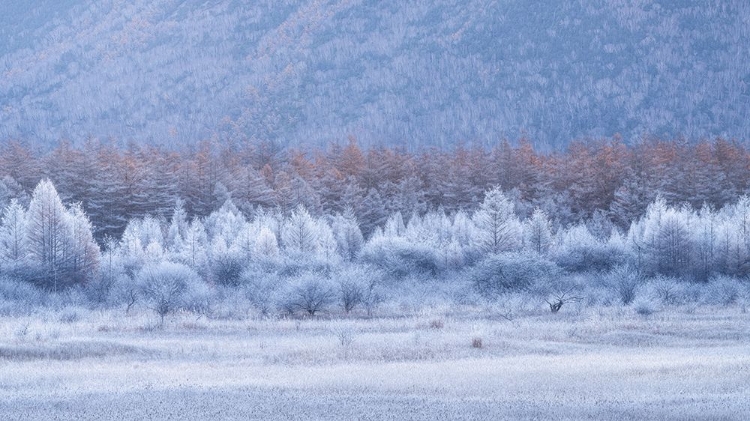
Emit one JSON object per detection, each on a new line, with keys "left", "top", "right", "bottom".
{"left": 1, "top": 307, "right": 749, "bottom": 420}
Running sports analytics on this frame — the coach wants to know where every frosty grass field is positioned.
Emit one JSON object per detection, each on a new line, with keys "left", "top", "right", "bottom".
{"left": 1, "top": 304, "right": 749, "bottom": 421}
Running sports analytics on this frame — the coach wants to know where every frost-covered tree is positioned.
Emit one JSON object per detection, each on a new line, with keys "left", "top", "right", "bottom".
{"left": 282, "top": 205, "right": 319, "bottom": 255}
{"left": 383, "top": 212, "right": 407, "bottom": 238}
{"left": 451, "top": 210, "right": 474, "bottom": 247}
{"left": 165, "top": 198, "right": 188, "bottom": 253}
{"left": 254, "top": 226, "right": 279, "bottom": 259}
{"left": 331, "top": 208, "right": 364, "bottom": 261}
{"left": 25, "top": 180, "right": 73, "bottom": 290}
{"left": 179, "top": 219, "right": 208, "bottom": 270}
{"left": 208, "top": 234, "right": 244, "bottom": 286}
{"left": 654, "top": 210, "right": 692, "bottom": 278}
{"left": 715, "top": 196, "right": 750, "bottom": 277}
{"left": 280, "top": 274, "right": 336, "bottom": 316}
{"left": 472, "top": 186, "right": 522, "bottom": 255}
{"left": 0, "top": 199, "right": 27, "bottom": 271}
{"left": 25, "top": 180, "right": 99, "bottom": 289}
{"left": 692, "top": 204, "right": 717, "bottom": 282}
{"left": 64, "top": 202, "right": 101, "bottom": 284}
{"left": 358, "top": 188, "right": 388, "bottom": 238}
{"left": 205, "top": 199, "right": 246, "bottom": 241}
{"left": 524, "top": 208, "right": 552, "bottom": 255}
{"left": 315, "top": 219, "right": 338, "bottom": 263}
{"left": 556, "top": 224, "right": 628, "bottom": 273}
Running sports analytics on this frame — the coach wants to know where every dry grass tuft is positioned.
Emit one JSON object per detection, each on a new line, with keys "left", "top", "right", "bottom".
{"left": 471, "top": 337, "right": 483, "bottom": 349}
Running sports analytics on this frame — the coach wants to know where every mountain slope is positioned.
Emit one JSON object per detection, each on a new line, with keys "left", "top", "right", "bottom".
{"left": 1, "top": 0, "right": 749, "bottom": 149}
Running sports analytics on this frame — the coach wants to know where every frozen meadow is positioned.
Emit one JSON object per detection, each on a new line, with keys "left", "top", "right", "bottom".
{"left": 1, "top": 303, "right": 749, "bottom": 421}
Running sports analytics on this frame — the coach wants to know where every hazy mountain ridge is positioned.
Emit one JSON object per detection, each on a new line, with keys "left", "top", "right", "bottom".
{"left": 1, "top": 0, "right": 748, "bottom": 149}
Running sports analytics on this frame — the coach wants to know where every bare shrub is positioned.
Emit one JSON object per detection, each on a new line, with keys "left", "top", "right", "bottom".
{"left": 544, "top": 288, "right": 582, "bottom": 313}
{"left": 333, "top": 327, "right": 354, "bottom": 347}
{"left": 429, "top": 318, "right": 444, "bottom": 329}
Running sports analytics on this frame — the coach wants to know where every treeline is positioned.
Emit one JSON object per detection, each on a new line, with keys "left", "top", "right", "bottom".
{"left": 1, "top": 136, "right": 749, "bottom": 245}
{"left": 2, "top": 174, "right": 750, "bottom": 318}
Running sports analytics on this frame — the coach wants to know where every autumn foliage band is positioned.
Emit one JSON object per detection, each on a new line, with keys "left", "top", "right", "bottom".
{"left": 1, "top": 137, "right": 748, "bottom": 242}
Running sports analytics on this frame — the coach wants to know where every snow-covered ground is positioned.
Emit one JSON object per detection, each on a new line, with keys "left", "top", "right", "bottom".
{"left": 1, "top": 306, "right": 749, "bottom": 420}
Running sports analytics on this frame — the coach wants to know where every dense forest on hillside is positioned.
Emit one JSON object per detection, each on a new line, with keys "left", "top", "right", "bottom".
{"left": 1, "top": 0, "right": 749, "bottom": 149}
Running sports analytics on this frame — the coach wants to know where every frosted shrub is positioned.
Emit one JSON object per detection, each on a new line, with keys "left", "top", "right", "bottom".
{"left": 108, "top": 273, "right": 141, "bottom": 314}
{"left": 338, "top": 278, "right": 363, "bottom": 314}
{"left": 0, "top": 277, "right": 45, "bottom": 314}
{"left": 359, "top": 236, "right": 443, "bottom": 279}
{"left": 2, "top": 262, "right": 46, "bottom": 287}
{"left": 333, "top": 326, "right": 355, "bottom": 347}
{"left": 606, "top": 265, "right": 643, "bottom": 305}
{"left": 648, "top": 276, "right": 682, "bottom": 306}
{"left": 58, "top": 307, "right": 82, "bottom": 323}
{"left": 704, "top": 276, "right": 740, "bottom": 306}
{"left": 279, "top": 273, "right": 336, "bottom": 317}
{"left": 544, "top": 286, "right": 583, "bottom": 313}
{"left": 0, "top": 276, "right": 43, "bottom": 303}
{"left": 554, "top": 225, "right": 628, "bottom": 273}
{"left": 136, "top": 262, "right": 211, "bottom": 325}
{"left": 470, "top": 252, "right": 559, "bottom": 298}
{"left": 209, "top": 249, "right": 246, "bottom": 286}
{"left": 240, "top": 266, "right": 282, "bottom": 317}
{"left": 332, "top": 265, "right": 384, "bottom": 314}
{"left": 633, "top": 297, "right": 658, "bottom": 316}
{"left": 84, "top": 275, "right": 116, "bottom": 306}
